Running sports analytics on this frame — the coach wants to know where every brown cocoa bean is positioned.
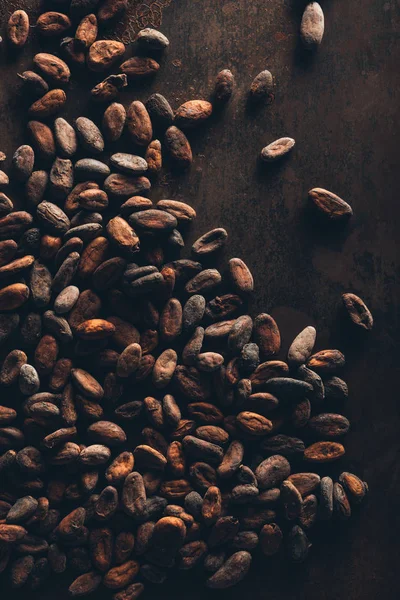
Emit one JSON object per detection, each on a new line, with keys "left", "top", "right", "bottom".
{"left": 304, "top": 441, "right": 345, "bottom": 463}
{"left": 105, "top": 452, "right": 134, "bottom": 485}
{"left": 0, "top": 283, "right": 29, "bottom": 311}
{"left": 236, "top": 412, "right": 272, "bottom": 436}
{"left": 214, "top": 69, "right": 234, "bottom": 104}
{"left": 7, "top": 11, "right": 29, "bottom": 47}
{"left": 287, "top": 525, "right": 311, "bottom": 563}
{"left": 333, "top": 482, "right": 351, "bottom": 520}
{"left": 33, "top": 53, "right": 70, "bottom": 83}
{"left": 29, "top": 90, "right": 67, "bottom": 118}
{"left": 342, "top": 293, "right": 373, "bottom": 330}
{"left": 36, "top": 12, "right": 71, "bottom": 37}
{"left": 102, "top": 102, "right": 126, "bottom": 142}
{"left": 259, "top": 523, "right": 282, "bottom": 556}
{"left": 299, "top": 494, "right": 318, "bottom": 529}
{"left": 308, "top": 413, "right": 350, "bottom": 439}
{"left": 75, "top": 14, "right": 98, "bottom": 48}
{"left": 152, "top": 349, "right": 177, "bottom": 389}
{"left": 309, "top": 187, "right": 352, "bottom": 220}
{"left": 71, "top": 368, "right": 104, "bottom": 400}
{"left": 175, "top": 100, "right": 213, "bottom": 129}
{"left": 307, "top": 349, "right": 345, "bottom": 373}
{"left": 27, "top": 121, "right": 56, "bottom": 161}
{"left": 120, "top": 57, "right": 160, "bottom": 79}
{"left": 206, "top": 551, "right": 251, "bottom": 589}
{"left": 89, "top": 527, "right": 113, "bottom": 572}
{"left": 98, "top": 0, "right": 127, "bottom": 24}
{"left": 88, "top": 421, "right": 126, "bottom": 446}
{"left": 164, "top": 126, "right": 192, "bottom": 169}
{"left": 250, "top": 70, "right": 273, "bottom": 101}
{"left": 69, "top": 571, "right": 102, "bottom": 597}
{"left": 255, "top": 455, "right": 291, "bottom": 490}
{"left": 87, "top": 40, "right": 126, "bottom": 72}
{"left": 338, "top": 472, "right": 367, "bottom": 504}
{"left": 126, "top": 101, "right": 153, "bottom": 146}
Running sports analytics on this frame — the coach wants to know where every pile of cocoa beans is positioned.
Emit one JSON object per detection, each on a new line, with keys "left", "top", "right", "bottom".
{"left": 0, "top": 2, "right": 373, "bottom": 598}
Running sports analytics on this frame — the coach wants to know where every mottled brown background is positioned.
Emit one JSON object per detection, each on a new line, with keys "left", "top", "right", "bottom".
{"left": 0, "top": 0, "right": 399, "bottom": 599}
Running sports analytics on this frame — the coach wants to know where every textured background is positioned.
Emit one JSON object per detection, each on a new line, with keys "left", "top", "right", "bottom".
{"left": 0, "top": 0, "right": 399, "bottom": 599}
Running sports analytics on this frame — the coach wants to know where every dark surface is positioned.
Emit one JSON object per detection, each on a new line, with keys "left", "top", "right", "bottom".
{"left": 0, "top": 0, "right": 399, "bottom": 599}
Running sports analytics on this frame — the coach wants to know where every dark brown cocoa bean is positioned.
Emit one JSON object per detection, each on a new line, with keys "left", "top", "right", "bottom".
{"left": 91, "top": 74, "right": 127, "bottom": 102}
{"left": 75, "top": 117, "right": 104, "bottom": 154}
{"left": 182, "top": 327, "right": 204, "bottom": 366}
{"left": 89, "top": 527, "right": 113, "bottom": 572}
{"left": 134, "top": 445, "right": 167, "bottom": 470}
{"left": 10, "top": 554, "right": 34, "bottom": 588}
{"left": 71, "top": 368, "right": 104, "bottom": 400}
{"left": 299, "top": 494, "right": 318, "bottom": 529}
{"left": 12, "top": 145, "right": 34, "bottom": 182}
{"left": 319, "top": 476, "right": 334, "bottom": 520}
{"left": 287, "top": 525, "right": 311, "bottom": 563}
{"left": 18, "top": 71, "right": 48, "bottom": 97}
{"left": 333, "top": 483, "right": 351, "bottom": 520}
{"left": 178, "top": 540, "right": 207, "bottom": 569}
{"left": 259, "top": 522, "right": 283, "bottom": 556}
{"left": 7, "top": 496, "right": 38, "bottom": 524}
{"left": 69, "top": 571, "right": 102, "bottom": 597}
{"left": 261, "top": 435, "right": 305, "bottom": 458}
{"left": 250, "top": 70, "right": 273, "bottom": 101}
{"left": 255, "top": 455, "right": 290, "bottom": 490}
{"left": 206, "top": 551, "right": 251, "bottom": 589}
{"left": 214, "top": 69, "right": 235, "bottom": 104}
{"left": 165, "top": 126, "right": 192, "bottom": 169}
{"left": 308, "top": 413, "right": 350, "bottom": 438}
{"left": 122, "top": 472, "right": 146, "bottom": 518}
{"left": 190, "top": 462, "right": 217, "bottom": 491}
{"left": 291, "top": 398, "right": 311, "bottom": 429}
{"left": 297, "top": 365, "right": 325, "bottom": 403}
{"left": 146, "top": 94, "right": 174, "bottom": 132}
{"left": 25, "top": 171, "right": 48, "bottom": 206}
{"left": 183, "top": 436, "right": 223, "bottom": 464}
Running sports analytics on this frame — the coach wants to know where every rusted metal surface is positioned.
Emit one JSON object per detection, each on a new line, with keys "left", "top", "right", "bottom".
{"left": 0, "top": 0, "right": 399, "bottom": 598}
